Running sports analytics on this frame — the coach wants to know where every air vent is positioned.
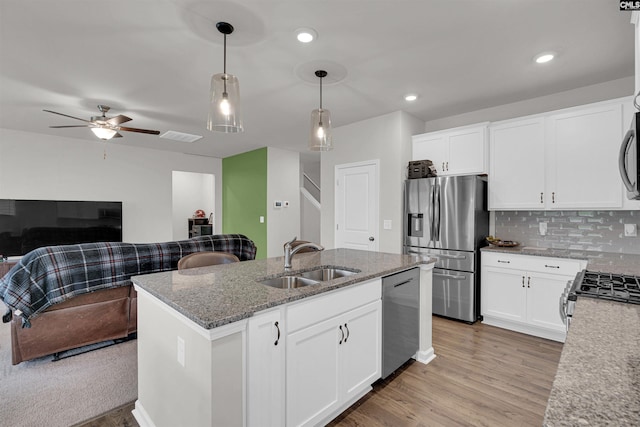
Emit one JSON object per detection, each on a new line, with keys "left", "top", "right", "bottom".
{"left": 159, "top": 131, "right": 203, "bottom": 143}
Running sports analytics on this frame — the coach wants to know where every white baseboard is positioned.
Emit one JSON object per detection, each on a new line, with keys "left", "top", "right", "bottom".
{"left": 415, "top": 346, "right": 436, "bottom": 365}
{"left": 132, "top": 400, "right": 156, "bottom": 427}
{"left": 482, "top": 316, "right": 566, "bottom": 343}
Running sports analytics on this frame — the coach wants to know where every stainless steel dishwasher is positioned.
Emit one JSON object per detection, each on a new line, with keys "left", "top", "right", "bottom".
{"left": 381, "top": 267, "right": 420, "bottom": 379}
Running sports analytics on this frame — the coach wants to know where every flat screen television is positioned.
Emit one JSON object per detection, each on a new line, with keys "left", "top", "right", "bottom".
{"left": 0, "top": 199, "right": 122, "bottom": 257}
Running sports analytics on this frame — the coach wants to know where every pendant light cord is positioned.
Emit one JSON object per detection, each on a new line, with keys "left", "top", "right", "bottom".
{"left": 319, "top": 75, "right": 323, "bottom": 109}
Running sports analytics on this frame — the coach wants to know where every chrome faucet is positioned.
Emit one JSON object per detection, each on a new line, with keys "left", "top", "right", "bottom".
{"left": 283, "top": 236, "right": 324, "bottom": 269}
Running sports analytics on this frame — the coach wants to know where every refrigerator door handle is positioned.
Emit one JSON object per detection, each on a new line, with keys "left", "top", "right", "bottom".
{"left": 428, "top": 184, "right": 436, "bottom": 246}
{"left": 433, "top": 272, "right": 467, "bottom": 280}
{"left": 436, "top": 253, "right": 466, "bottom": 260}
{"left": 434, "top": 182, "right": 441, "bottom": 242}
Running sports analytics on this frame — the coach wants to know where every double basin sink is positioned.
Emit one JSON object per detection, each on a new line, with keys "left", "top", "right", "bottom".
{"left": 260, "top": 266, "right": 360, "bottom": 289}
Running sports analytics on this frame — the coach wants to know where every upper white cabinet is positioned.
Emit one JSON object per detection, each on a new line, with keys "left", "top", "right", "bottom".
{"left": 489, "top": 98, "right": 627, "bottom": 210}
{"left": 412, "top": 123, "right": 489, "bottom": 176}
{"left": 489, "top": 117, "right": 546, "bottom": 209}
{"left": 546, "top": 102, "right": 623, "bottom": 209}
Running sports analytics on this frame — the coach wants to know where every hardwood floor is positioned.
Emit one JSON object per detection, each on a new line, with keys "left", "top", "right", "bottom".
{"left": 79, "top": 316, "right": 562, "bottom": 427}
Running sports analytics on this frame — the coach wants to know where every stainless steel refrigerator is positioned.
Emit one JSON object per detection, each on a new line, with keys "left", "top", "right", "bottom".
{"left": 403, "top": 175, "right": 488, "bottom": 323}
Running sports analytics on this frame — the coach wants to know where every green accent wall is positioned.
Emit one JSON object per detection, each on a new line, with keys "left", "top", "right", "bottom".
{"left": 222, "top": 148, "right": 267, "bottom": 259}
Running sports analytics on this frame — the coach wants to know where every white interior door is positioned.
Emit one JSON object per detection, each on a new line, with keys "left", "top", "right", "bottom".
{"left": 335, "top": 160, "right": 379, "bottom": 251}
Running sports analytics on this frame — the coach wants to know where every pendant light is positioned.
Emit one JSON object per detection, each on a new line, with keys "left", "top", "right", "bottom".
{"left": 207, "top": 21, "right": 243, "bottom": 133}
{"left": 309, "top": 70, "right": 333, "bottom": 151}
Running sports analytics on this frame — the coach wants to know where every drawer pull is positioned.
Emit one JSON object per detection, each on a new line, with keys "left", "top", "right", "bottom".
{"left": 522, "top": 276, "right": 525, "bottom": 287}
{"left": 497, "top": 260, "right": 510, "bottom": 264}
{"left": 545, "top": 264, "right": 560, "bottom": 269}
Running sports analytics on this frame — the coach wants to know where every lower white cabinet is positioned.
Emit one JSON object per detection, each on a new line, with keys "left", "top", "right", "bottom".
{"left": 247, "top": 308, "right": 285, "bottom": 427}
{"left": 286, "top": 280, "right": 382, "bottom": 427}
{"left": 481, "top": 252, "right": 586, "bottom": 342}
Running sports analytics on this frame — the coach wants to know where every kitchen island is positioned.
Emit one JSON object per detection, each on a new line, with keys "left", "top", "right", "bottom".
{"left": 130, "top": 248, "right": 435, "bottom": 427}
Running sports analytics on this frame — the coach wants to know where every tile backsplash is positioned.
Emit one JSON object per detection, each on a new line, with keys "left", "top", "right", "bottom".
{"left": 494, "top": 211, "right": 640, "bottom": 255}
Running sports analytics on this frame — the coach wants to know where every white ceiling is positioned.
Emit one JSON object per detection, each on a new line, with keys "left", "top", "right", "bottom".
{"left": 0, "top": 1, "right": 635, "bottom": 160}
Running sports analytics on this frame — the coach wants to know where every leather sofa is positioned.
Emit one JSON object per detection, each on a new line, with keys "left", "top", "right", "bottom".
{"left": 1, "top": 234, "right": 257, "bottom": 364}
{"left": 10, "top": 285, "right": 137, "bottom": 364}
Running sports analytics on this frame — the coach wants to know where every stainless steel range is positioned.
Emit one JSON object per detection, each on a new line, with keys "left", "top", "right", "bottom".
{"left": 561, "top": 270, "right": 640, "bottom": 329}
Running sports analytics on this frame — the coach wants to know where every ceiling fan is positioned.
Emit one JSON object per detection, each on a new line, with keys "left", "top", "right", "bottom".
{"left": 44, "top": 105, "right": 160, "bottom": 140}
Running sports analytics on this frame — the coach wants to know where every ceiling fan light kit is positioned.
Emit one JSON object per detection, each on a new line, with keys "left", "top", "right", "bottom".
{"left": 44, "top": 104, "right": 160, "bottom": 141}
{"left": 309, "top": 69, "right": 333, "bottom": 151}
{"left": 90, "top": 127, "right": 118, "bottom": 140}
{"left": 207, "top": 21, "right": 243, "bottom": 133}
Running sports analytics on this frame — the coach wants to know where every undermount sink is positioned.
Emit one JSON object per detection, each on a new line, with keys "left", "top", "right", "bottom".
{"left": 260, "top": 275, "right": 320, "bottom": 289}
{"left": 259, "top": 266, "right": 361, "bottom": 289}
{"left": 297, "top": 267, "right": 359, "bottom": 281}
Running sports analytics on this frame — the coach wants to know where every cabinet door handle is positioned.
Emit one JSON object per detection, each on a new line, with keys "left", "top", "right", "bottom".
{"left": 442, "top": 162, "right": 446, "bottom": 172}
{"left": 527, "top": 277, "right": 531, "bottom": 288}
{"left": 497, "top": 260, "right": 510, "bottom": 264}
{"left": 522, "top": 276, "right": 525, "bottom": 287}
{"left": 552, "top": 192, "right": 555, "bottom": 203}
{"left": 540, "top": 192, "right": 544, "bottom": 204}
{"left": 339, "top": 325, "right": 344, "bottom": 345}
{"left": 545, "top": 264, "right": 560, "bottom": 269}
{"left": 446, "top": 161, "right": 449, "bottom": 171}
{"left": 344, "top": 323, "right": 350, "bottom": 343}
{"left": 274, "top": 321, "right": 280, "bottom": 346}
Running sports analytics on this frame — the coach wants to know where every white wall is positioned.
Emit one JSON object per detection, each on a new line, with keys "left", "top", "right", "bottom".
{"left": 0, "top": 128, "right": 222, "bottom": 243}
{"left": 320, "top": 111, "right": 424, "bottom": 254}
{"left": 267, "top": 147, "right": 300, "bottom": 257}
{"left": 172, "top": 171, "right": 215, "bottom": 241}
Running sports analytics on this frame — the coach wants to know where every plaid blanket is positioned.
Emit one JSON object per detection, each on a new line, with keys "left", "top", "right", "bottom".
{"left": 0, "top": 234, "right": 256, "bottom": 327}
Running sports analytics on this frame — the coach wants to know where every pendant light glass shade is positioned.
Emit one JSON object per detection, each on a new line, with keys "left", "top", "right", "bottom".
{"left": 207, "top": 22, "right": 243, "bottom": 133}
{"left": 309, "top": 70, "right": 333, "bottom": 151}
{"left": 309, "top": 108, "right": 332, "bottom": 151}
{"left": 207, "top": 72, "right": 243, "bottom": 132}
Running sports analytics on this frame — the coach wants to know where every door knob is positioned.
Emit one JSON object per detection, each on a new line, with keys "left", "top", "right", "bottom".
{"left": 369, "top": 237, "right": 375, "bottom": 241}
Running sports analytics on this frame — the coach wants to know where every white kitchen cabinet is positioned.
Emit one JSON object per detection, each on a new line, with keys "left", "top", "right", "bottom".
{"left": 481, "top": 252, "right": 586, "bottom": 342}
{"left": 247, "top": 308, "right": 285, "bottom": 427}
{"left": 412, "top": 123, "right": 488, "bottom": 176}
{"left": 488, "top": 98, "right": 627, "bottom": 210}
{"left": 489, "top": 117, "right": 546, "bottom": 209}
{"left": 286, "top": 280, "right": 381, "bottom": 427}
{"left": 546, "top": 102, "right": 623, "bottom": 209}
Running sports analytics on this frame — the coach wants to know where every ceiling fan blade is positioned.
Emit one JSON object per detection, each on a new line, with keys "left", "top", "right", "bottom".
{"left": 43, "top": 109, "right": 92, "bottom": 123}
{"left": 49, "top": 125, "right": 91, "bottom": 128}
{"left": 107, "top": 115, "right": 132, "bottom": 126}
{"left": 117, "top": 126, "right": 160, "bottom": 135}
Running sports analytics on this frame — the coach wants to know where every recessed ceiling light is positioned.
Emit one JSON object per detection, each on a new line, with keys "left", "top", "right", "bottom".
{"left": 534, "top": 52, "right": 555, "bottom": 64}
{"left": 404, "top": 94, "right": 418, "bottom": 102}
{"left": 296, "top": 28, "right": 317, "bottom": 43}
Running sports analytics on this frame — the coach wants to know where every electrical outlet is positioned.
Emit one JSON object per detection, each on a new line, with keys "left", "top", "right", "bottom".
{"left": 624, "top": 224, "right": 637, "bottom": 237}
{"left": 177, "top": 336, "right": 185, "bottom": 367}
{"left": 259, "top": 216, "right": 264, "bottom": 223}
{"left": 383, "top": 220, "right": 392, "bottom": 230}
{"left": 539, "top": 222, "right": 548, "bottom": 236}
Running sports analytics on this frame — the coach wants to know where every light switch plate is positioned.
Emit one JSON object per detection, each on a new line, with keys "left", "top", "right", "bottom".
{"left": 624, "top": 223, "right": 637, "bottom": 237}
{"left": 383, "top": 220, "right": 392, "bottom": 230}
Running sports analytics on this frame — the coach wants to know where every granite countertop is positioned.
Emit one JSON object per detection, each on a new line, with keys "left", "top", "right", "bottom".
{"left": 543, "top": 298, "right": 640, "bottom": 426}
{"left": 481, "top": 246, "right": 640, "bottom": 276}
{"left": 131, "top": 248, "right": 434, "bottom": 330}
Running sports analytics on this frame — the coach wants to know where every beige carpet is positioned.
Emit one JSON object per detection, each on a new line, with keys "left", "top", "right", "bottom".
{"left": 0, "top": 301, "right": 137, "bottom": 427}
